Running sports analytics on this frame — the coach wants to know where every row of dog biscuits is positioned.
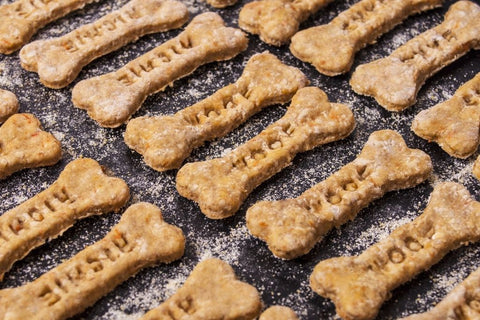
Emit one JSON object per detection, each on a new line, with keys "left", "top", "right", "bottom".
{"left": 289, "top": 0, "right": 442, "bottom": 76}
{"left": 0, "top": 0, "right": 97, "bottom": 54}
{"left": 311, "top": 181, "right": 480, "bottom": 320}
{"left": 0, "top": 89, "right": 18, "bottom": 123}
{"left": 124, "top": 52, "right": 309, "bottom": 171}
{"left": 72, "top": 12, "right": 248, "bottom": 127}
{"left": 19, "top": 0, "right": 189, "bottom": 88}
{"left": 176, "top": 86, "right": 355, "bottom": 219}
{"left": 0, "top": 113, "right": 61, "bottom": 179}
{"left": 247, "top": 129, "right": 432, "bottom": 259}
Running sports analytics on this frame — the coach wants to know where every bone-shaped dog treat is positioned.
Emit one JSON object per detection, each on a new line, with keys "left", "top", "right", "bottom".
{"left": 124, "top": 52, "right": 309, "bottom": 171}
{"left": 0, "top": 0, "right": 96, "bottom": 54}
{"left": 239, "top": 0, "right": 334, "bottom": 46}
{"left": 0, "top": 89, "right": 19, "bottom": 123}
{"left": 207, "top": 0, "right": 238, "bottom": 8}
{"left": 0, "top": 158, "right": 130, "bottom": 280}
{"left": 0, "top": 113, "right": 61, "bottom": 179}
{"left": 259, "top": 306, "right": 299, "bottom": 320}
{"left": 0, "top": 202, "right": 185, "bottom": 320}
{"left": 412, "top": 72, "right": 480, "bottom": 159}
{"left": 176, "top": 86, "right": 355, "bottom": 219}
{"left": 72, "top": 12, "right": 248, "bottom": 128}
{"left": 19, "top": 0, "right": 189, "bottom": 89}
{"left": 400, "top": 267, "right": 480, "bottom": 320}
{"left": 350, "top": 0, "right": 480, "bottom": 111}
{"left": 310, "top": 182, "right": 480, "bottom": 320}
{"left": 247, "top": 130, "right": 432, "bottom": 259}
{"left": 140, "top": 258, "right": 261, "bottom": 320}
{"left": 290, "top": 0, "right": 443, "bottom": 76}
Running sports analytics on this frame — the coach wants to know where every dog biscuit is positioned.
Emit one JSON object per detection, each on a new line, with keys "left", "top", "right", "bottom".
{"left": 0, "top": 113, "right": 61, "bottom": 179}
{"left": 473, "top": 156, "right": 480, "bottom": 180}
{"left": 176, "top": 86, "right": 355, "bottom": 219}
{"left": 206, "top": 0, "right": 238, "bottom": 8}
{"left": 0, "top": 0, "right": 96, "bottom": 54}
{"left": 19, "top": 0, "right": 189, "bottom": 89}
{"left": 72, "top": 12, "right": 248, "bottom": 128}
{"left": 140, "top": 258, "right": 261, "bottom": 320}
{"left": 239, "top": 0, "right": 334, "bottom": 46}
{"left": 259, "top": 306, "right": 299, "bottom": 320}
{"left": 247, "top": 130, "right": 432, "bottom": 259}
{"left": 412, "top": 72, "right": 480, "bottom": 159}
{"left": 290, "top": 0, "right": 442, "bottom": 76}
{"left": 124, "top": 52, "right": 309, "bottom": 171}
{"left": 401, "top": 267, "right": 480, "bottom": 320}
{"left": 0, "top": 158, "right": 130, "bottom": 280}
{"left": 350, "top": 0, "right": 480, "bottom": 111}
{"left": 0, "top": 89, "right": 19, "bottom": 123}
{"left": 310, "top": 182, "right": 480, "bottom": 320}
{"left": 0, "top": 202, "right": 185, "bottom": 320}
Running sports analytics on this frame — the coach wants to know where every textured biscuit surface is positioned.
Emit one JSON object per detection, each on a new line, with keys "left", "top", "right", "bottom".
{"left": 259, "top": 306, "right": 299, "bottom": 320}
{"left": 0, "top": 89, "right": 19, "bottom": 123}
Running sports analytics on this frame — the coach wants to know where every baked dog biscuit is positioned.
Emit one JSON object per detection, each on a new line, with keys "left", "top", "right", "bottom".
{"left": 290, "top": 0, "right": 443, "bottom": 76}
{"left": 412, "top": 72, "right": 480, "bottom": 158}
{"left": 19, "top": 0, "right": 189, "bottom": 89}
{"left": 0, "top": 202, "right": 185, "bottom": 320}
{"left": 0, "top": 0, "right": 96, "bottom": 54}
{"left": 401, "top": 267, "right": 480, "bottom": 320}
{"left": 0, "top": 89, "right": 19, "bottom": 123}
{"left": 0, "top": 158, "right": 130, "bottom": 280}
{"left": 247, "top": 130, "right": 432, "bottom": 259}
{"left": 0, "top": 113, "right": 61, "bottom": 179}
{"left": 72, "top": 12, "right": 248, "bottom": 128}
{"left": 473, "top": 156, "right": 480, "bottom": 180}
{"left": 259, "top": 306, "right": 299, "bottom": 320}
{"left": 124, "top": 52, "right": 309, "bottom": 171}
{"left": 350, "top": 0, "right": 480, "bottom": 111}
{"left": 176, "top": 86, "right": 355, "bottom": 219}
{"left": 140, "top": 258, "right": 262, "bottom": 320}
{"left": 206, "top": 0, "right": 238, "bottom": 8}
{"left": 239, "top": 0, "right": 334, "bottom": 46}
{"left": 310, "top": 182, "right": 480, "bottom": 320}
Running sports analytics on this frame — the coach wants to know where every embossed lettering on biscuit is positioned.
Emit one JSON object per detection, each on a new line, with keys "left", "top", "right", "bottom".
{"left": 72, "top": 12, "right": 248, "bottom": 128}
{"left": 350, "top": 1, "right": 480, "bottom": 111}
{"left": 400, "top": 267, "right": 480, "bottom": 320}
{"left": 176, "top": 87, "right": 355, "bottom": 219}
{"left": 0, "top": 202, "right": 184, "bottom": 320}
{"left": 310, "top": 182, "right": 480, "bottom": 320}
{"left": 124, "top": 52, "right": 309, "bottom": 171}
{"left": 247, "top": 130, "right": 432, "bottom": 259}
{"left": 260, "top": 306, "right": 299, "bottom": 320}
{"left": 0, "top": 0, "right": 96, "bottom": 54}
{"left": 140, "top": 258, "right": 261, "bottom": 320}
{"left": 19, "top": 0, "right": 189, "bottom": 89}
{"left": 0, "top": 158, "right": 130, "bottom": 280}
{"left": 0, "top": 89, "right": 19, "bottom": 123}
{"left": 290, "top": 0, "right": 442, "bottom": 76}
{"left": 239, "top": 0, "right": 334, "bottom": 46}
{"left": 412, "top": 72, "right": 480, "bottom": 158}
{"left": 0, "top": 113, "right": 61, "bottom": 179}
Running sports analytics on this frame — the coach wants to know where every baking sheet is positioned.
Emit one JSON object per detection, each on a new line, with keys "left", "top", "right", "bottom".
{"left": 0, "top": 0, "right": 479, "bottom": 318}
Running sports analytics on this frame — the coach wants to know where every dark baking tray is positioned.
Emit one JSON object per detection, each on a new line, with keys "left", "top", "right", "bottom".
{"left": 0, "top": 0, "right": 479, "bottom": 318}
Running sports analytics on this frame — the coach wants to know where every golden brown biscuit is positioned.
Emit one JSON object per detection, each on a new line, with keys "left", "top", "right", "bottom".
{"left": 400, "top": 267, "right": 480, "bottom": 319}
{"left": 412, "top": 72, "right": 480, "bottom": 158}
{"left": 124, "top": 52, "right": 309, "bottom": 171}
{"left": 290, "top": 0, "right": 442, "bottom": 76}
{"left": 140, "top": 258, "right": 262, "bottom": 320}
{"left": 350, "top": 1, "right": 480, "bottom": 111}
{"left": 247, "top": 130, "right": 432, "bottom": 259}
{"left": 310, "top": 182, "right": 480, "bottom": 320}
{"left": 473, "top": 155, "right": 480, "bottom": 180}
{"left": 72, "top": 12, "right": 248, "bottom": 128}
{"left": 176, "top": 86, "right": 355, "bottom": 219}
{"left": 0, "top": 0, "right": 96, "bottom": 54}
{"left": 0, "top": 202, "right": 185, "bottom": 320}
{"left": 19, "top": 0, "right": 189, "bottom": 89}
{"left": 207, "top": 0, "right": 238, "bottom": 8}
{"left": 0, "top": 113, "right": 61, "bottom": 179}
{"left": 0, "top": 89, "right": 19, "bottom": 123}
{"left": 0, "top": 158, "right": 130, "bottom": 280}
{"left": 260, "top": 306, "right": 299, "bottom": 320}
{"left": 239, "top": 0, "right": 334, "bottom": 46}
